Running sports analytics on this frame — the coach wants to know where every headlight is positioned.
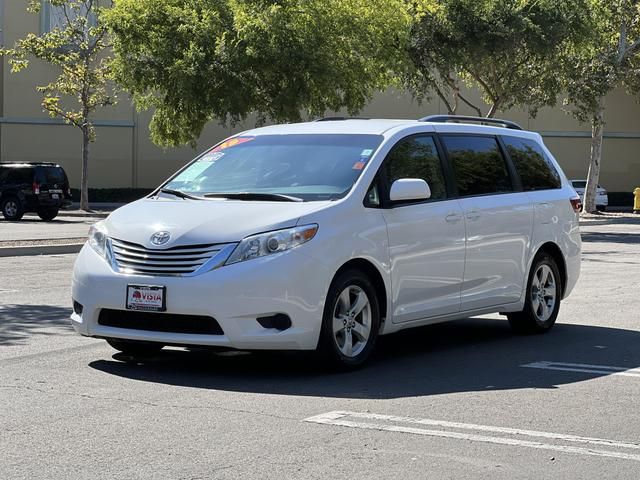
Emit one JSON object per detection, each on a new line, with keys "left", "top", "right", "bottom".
{"left": 225, "top": 224, "right": 318, "bottom": 265}
{"left": 88, "top": 222, "right": 111, "bottom": 260}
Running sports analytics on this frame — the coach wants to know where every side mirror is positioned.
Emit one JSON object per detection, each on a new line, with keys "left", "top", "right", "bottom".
{"left": 389, "top": 178, "right": 431, "bottom": 202}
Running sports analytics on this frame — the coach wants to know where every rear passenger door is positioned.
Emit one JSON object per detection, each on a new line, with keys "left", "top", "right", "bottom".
{"left": 380, "top": 135, "right": 466, "bottom": 322}
{"left": 440, "top": 135, "right": 533, "bottom": 311}
{"left": 502, "top": 135, "right": 565, "bottom": 256}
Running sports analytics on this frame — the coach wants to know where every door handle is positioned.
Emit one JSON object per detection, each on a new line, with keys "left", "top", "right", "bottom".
{"left": 445, "top": 212, "right": 462, "bottom": 223}
{"left": 466, "top": 210, "right": 481, "bottom": 220}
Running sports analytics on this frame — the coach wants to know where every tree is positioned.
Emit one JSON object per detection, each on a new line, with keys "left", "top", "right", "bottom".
{"left": 564, "top": 0, "right": 640, "bottom": 213}
{"left": 2, "top": 0, "right": 115, "bottom": 211}
{"left": 104, "top": 0, "right": 411, "bottom": 147}
{"left": 407, "top": 0, "right": 591, "bottom": 118}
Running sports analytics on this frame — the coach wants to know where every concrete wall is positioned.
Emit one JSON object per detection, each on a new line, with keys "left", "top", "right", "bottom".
{"left": 2, "top": 0, "right": 640, "bottom": 193}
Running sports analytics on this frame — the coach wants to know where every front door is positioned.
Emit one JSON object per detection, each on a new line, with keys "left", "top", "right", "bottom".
{"left": 381, "top": 135, "right": 466, "bottom": 323}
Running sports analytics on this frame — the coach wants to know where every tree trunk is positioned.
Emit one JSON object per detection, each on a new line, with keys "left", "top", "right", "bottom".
{"left": 584, "top": 99, "right": 605, "bottom": 214}
{"left": 80, "top": 126, "right": 90, "bottom": 211}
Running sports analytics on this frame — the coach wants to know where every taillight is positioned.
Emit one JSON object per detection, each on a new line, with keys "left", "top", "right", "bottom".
{"left": 570, "top": 197, "right": 582, "bottom": 213}
{"left": 32, "top": 182, "right": 40, "bottom": 194}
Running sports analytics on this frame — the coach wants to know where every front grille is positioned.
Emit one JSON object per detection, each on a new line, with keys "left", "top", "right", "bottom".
{"left": 98, "top": 309, "right": 224, "bottom": 335}
{"left": 110, "top": 238, "right": 230, "bottom": 276}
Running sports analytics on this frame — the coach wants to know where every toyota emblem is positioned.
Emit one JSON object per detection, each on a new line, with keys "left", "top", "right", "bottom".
{"left": 150, "top": 231, "right": 171, "bottom": 246}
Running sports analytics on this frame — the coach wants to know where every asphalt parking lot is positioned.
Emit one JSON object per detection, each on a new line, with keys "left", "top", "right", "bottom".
{"left": 1, "top": 214, "right": 640, "bottom": 479}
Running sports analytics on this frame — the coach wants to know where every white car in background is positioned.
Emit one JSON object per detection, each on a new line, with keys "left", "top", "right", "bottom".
{"left": 571, "top": 180, "right": 608, "bottom": 211}
{"left": 71, "top": 115, "right": 582, "bottom": 369}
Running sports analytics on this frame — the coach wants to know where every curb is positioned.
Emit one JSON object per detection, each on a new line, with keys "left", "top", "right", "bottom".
{"left": 59, "top": 211, "right": 110, "bottom": 218}
{"left": 0, "top": 243, "right": 84, "bottom": 258}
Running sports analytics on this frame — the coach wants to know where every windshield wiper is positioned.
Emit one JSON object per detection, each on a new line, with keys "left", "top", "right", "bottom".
{"left": 203, "top": 192, "right": 304, "bottom": 202}
{"left": 156, "top": 188, "right": 203, "bottom": 200}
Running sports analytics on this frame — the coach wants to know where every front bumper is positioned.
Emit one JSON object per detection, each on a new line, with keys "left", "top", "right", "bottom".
{"left": 71, "top": 244, "right": 332, "bottom": 350}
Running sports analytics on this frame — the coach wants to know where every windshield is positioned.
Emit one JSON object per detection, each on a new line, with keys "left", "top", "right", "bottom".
{"left": 163, "top": 134, "right": 384, "bottom": 201}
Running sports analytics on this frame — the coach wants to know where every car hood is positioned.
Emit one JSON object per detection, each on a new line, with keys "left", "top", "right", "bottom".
{"left": 104, "top": 197, "right": 331, "bottom": 247}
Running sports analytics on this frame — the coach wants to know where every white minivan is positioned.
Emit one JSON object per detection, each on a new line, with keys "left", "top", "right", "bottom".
{"left": 71, "top": 116, "right": 582, "bottom": 368}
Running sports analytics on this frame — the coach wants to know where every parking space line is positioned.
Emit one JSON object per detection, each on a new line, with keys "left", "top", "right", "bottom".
{"left": 522, "top": 361, "right": 640, "bottom": 378}
{"left": 303, "top": 411, "right": 640, "bottom": 462}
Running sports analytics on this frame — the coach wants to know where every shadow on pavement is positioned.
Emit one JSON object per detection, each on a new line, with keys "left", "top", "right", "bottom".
{"left": 89, "top": 318, "right": 640, "bottom": 399}
{"left": 0, "top": 304, "right": 72, "bottom": 345}
{"left": 581, "top": 231, "right": 640, "bottom": 244}
{"left": 580, "top": 215, "right": 640, "bottom": 227}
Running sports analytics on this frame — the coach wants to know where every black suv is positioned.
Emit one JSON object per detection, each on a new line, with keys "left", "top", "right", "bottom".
{"left": 0, "top": 163, "right": 72, "bottom": 221}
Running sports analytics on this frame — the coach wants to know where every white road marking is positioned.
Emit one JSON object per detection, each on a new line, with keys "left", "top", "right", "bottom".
{"left": 522, "top": 361, "right": 640, "bottom": 378}
{"left": 303, "top": 411, "right": 640, "bottom": 462}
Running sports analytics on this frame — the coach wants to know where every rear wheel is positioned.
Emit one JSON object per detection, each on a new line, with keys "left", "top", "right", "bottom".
{"left": 106, "top": 338, "right": 164, "bottom": 356}
{"left": 37, "top": 208, "right": 59, "bottom": 221}
{"left": 508, "top": 253, "right": 561, "bottom": 334}
{"left": 1, "top": 197, "right": 24, "bottom": 221}
{"left": 318, "top": 270, "right": 380, "bottom": 369}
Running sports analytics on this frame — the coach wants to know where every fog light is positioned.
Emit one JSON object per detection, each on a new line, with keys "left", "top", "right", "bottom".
{"left": 73, "top": 300, "right": 83, "bottom": 315}
{"left": 256, "top": 313, "right": 292, "bottom": 331}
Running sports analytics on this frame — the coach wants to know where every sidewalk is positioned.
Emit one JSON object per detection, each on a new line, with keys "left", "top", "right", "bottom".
{"left": 0, "top": 211, "right": 107, "bottom": 257}
{"left": 61, "top": 202, "right": 125, "bottom": 218}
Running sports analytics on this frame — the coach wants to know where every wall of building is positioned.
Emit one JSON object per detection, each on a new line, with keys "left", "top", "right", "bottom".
{"left": 2, "top": 0, "right": 640, "bottom": 194}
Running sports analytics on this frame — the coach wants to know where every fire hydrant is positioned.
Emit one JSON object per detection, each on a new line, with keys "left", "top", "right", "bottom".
{"left": 634, "top": 187, "right": 640, "bottom": 214}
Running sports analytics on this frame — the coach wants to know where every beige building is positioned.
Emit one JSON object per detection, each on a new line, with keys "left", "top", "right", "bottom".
{"left": 1, "top": 0, "right": 639, "bottom": 196}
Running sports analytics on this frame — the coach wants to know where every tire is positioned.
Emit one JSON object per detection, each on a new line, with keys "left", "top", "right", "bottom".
{"left": 317, "top": 269, "right": 381, "bottom": 369}
{"left": 106, "top": 338, "right": 164, "bottom": 356}
{"left": 508, "top": 253, "right": 562, "bottom": 334}
{"left": 596, "top": 205, "right": 607, "bottom": 212}
{"left": 1, "top": 196, "right": 24, "bottom": 221}
{"left": 37, "top": 208, "right": 59, "bottom": 221}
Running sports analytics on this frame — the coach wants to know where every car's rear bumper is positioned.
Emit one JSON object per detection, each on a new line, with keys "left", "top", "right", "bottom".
{"left": 24, "top": 195, "right": 72, "bottom": 210}
{"left": 71, "top": 244, "right": 332, "bottom": 350}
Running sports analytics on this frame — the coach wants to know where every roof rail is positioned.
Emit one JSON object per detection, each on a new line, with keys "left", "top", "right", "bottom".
{"left": 0, "top": 162, "right": 58, "bottom": 166}
{"left": 419, "top": 115, "right": 523, "bottom": 131}
{"left": 314, "top": 116, "right": 370, "bottom": 122}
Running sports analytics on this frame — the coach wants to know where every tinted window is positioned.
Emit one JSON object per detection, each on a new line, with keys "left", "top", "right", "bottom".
{"left": 384, "top": 136, "right": 447, "bottom": 201}
{"left": 572, "top": 181, "right": 586, "bottom": 189}
{"left": 6, "top": 168, "right": 34, "bottom": 184}
{"left": 442, "top": 136, "right": 512, "bottom": 197}
{"left": 503, "top": 136, "right": 561, "bottom": 191}
{"left": 36, "top": 166, "right": 67, "bottom": 185}
{"left": 164, "top": 134, "right": 383, "bottom": 201}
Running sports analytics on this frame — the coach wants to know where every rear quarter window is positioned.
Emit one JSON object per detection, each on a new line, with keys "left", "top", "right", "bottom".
{"left": 6, "top": 168, "right": 34, "bottom": 184}
{"left": 502, "top": 136, "right": 561, "bottom": 191}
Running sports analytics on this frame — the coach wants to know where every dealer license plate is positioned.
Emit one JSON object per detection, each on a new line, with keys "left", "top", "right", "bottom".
{"left": 126, "top": 285, "right": 166, "bottom": 311}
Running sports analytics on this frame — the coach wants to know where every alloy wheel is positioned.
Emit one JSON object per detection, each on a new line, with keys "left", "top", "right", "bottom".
{"left": 531, "top": 264, "right": 557, "bottom": 322}
{"left": 4, "top": 200, "right": 18, "bottom": 217}
{"left": 332, "top": 285, "right": 372, "bottom": 358}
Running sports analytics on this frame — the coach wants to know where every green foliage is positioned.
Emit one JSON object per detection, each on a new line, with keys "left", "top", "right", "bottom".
{"left": 1, "top": 0, "right": 116, "bottom": 140}
{"left": 564, "top": 0, "right": 640, "bottom": 124}
{"left": 408, "top": 0, "right": 592, "bottom": 117}
{"left": 105, "top": 0, "right": 411, "bottom": 147}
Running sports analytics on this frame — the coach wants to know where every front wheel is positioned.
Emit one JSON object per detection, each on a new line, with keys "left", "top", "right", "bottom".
{"left": 106, "top": 338, "right": 164, "bottom": 356}
{"left": 508, "top": 253, "right": 561, "bottom": 334}
{"left": 317, "top": 270, "right": 380, "bottom": 369}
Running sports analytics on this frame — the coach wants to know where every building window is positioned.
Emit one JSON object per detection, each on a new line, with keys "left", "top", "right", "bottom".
{"left": 41, "top": 1, "right": 95, "bottom": 34}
